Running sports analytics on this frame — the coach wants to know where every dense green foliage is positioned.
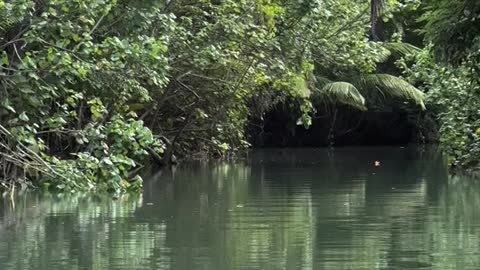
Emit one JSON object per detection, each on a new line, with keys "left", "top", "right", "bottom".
{"left": 1, "top": 0, "right": 479, "bottom": 192}
{"left": 403, "top": 0, "right": 480, "bottom": 169}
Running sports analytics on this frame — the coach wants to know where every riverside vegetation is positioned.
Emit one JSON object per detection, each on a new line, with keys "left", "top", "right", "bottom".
{"left": 0, "top": 0, "right": 479, "bottom": 193}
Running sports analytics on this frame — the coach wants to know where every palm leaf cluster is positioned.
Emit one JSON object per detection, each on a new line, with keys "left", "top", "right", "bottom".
{"left": 309, "top": 0, "right": 425, "bottom": 112}
{"left": 312, "top": 74, "right": 425, "bottom": 111}
{"left": 382, "top": 42, "right": 421, "bottom": 58}
{"left": 311, "top": 41, "right": 425, "bottom": 111}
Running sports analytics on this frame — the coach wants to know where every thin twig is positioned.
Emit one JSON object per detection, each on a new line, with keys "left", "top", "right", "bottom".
{"left": 90, "top": 14, "right": 106, "bottom": 35}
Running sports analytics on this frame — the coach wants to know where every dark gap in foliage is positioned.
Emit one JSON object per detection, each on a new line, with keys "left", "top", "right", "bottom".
{"left": 248, "top": 105, "right": 439, "bottom": 148}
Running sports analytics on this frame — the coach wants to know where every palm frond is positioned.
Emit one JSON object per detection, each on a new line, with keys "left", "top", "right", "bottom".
{"left": 0, "top": 10, "right": 13, "bottom": 35}
{"left": 318, "top": 82, "right": 367, "bottom": 111}
{"left": 371, "top": 45, "right": 392, "bottom": 63}
{"left": 363, "top": 74, "right": 426, "bottom": 110}
{"left": 382, "top": 42, "right": 421, "bottom": 57}
{"left": 0, "top": 7, "right": 22, "bottom": 36}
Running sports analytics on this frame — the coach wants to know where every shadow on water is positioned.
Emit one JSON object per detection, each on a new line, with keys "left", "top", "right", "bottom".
{"left": 1, "top": 146, "right": 480, "bottom": 269}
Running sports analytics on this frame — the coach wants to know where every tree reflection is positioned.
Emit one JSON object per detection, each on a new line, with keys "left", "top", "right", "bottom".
{"left": 1, "top": 147, "right": 479, "bottom": 270}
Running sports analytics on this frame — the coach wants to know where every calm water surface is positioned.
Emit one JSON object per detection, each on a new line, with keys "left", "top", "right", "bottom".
{"left": 1, "top": 147, "right": 480, "bottom": 269}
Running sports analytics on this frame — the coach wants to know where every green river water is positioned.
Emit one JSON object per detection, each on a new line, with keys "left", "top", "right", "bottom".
{"left": 1, "top": 147, "right": 480, "bottom": 269}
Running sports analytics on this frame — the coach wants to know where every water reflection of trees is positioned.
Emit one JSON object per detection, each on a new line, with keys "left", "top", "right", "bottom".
{"left": 0, "top": 194, "right": 155, "bottom": 270}
{"left": 1, "top": 147, "right": 480, "bottom": 269}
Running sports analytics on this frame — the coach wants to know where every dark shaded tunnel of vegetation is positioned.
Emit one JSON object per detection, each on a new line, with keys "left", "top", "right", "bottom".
{"left": 248, "top": 106, "right": 437, "bottom": 147}
{"left": 247, "top": 104, "right": 439, "bottom": 148}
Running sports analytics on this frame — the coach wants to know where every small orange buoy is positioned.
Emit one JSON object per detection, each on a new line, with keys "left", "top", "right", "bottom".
{"left": 374, "top": 161, "right": 381, "bottom": 167}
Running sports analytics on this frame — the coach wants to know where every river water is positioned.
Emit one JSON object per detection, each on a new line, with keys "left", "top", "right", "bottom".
{"left": 1, "top": 147, "right": 480, "bottom": 269}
